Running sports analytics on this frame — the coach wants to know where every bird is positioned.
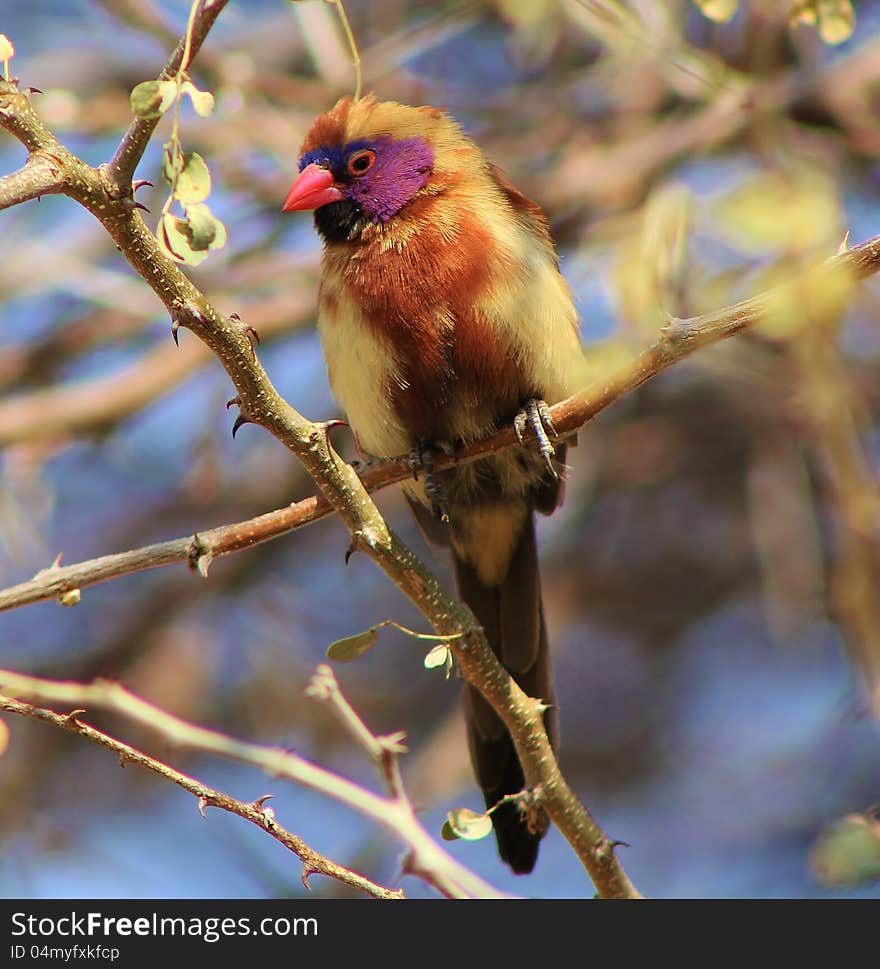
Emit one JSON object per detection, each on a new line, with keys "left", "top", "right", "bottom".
{"left": 282, "top": 95, "right": 584, "bottom": 874}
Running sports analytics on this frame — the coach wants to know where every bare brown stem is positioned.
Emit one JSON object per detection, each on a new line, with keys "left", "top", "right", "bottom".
{"left": 0, "top": 669, "right": 507, "bottom": 899}
{"left": 0, "top": 692, "right": 403, "bottom": 899}
{"left": 0, "top": 154, "right": 66, "bottom": 210}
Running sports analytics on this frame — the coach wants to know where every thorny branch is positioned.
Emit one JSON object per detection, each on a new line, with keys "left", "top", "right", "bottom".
{"left": 0, "top": 234, "right": 878, "bottom": 613}
{"left": 0, "top": 691, "right": 403, "bottom": 900}
{"left": 0, "top": 667, "right": 507, "bottom": 899}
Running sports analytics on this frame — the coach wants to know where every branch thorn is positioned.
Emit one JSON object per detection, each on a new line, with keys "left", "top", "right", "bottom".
{"left": 301, "top": 866, "right": 317, "bottom": 891}
{"left": 231, "top": 413, "right": 253, "bottom": 438}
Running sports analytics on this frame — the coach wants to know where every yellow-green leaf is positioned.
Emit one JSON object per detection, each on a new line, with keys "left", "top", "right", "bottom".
{"left": 716, "top": 170, "right": 841, "bottom": 254}
{"left": 755, "top": 260, "right": 855, "bottom": 341}
{"left": 440, "top": 819, "right": 459, "bottom": 841}
{"left": 58, "top": 589, "right": 81, "bottom": 607}
{"left": 692, "top": 0, "right": 739, "bottom": 23}
{"left": 816, "top": 2, "right": 855, "bottom": 44}
{"left": 493, "top": 0, "right": 558, "bottom": 29}
{"left": 158, "top": 212, "right": 209, "bottom": 267}
{"left": 158, "top": 204, "right": 226, "bottom": 266}
{"left": 185, "top": 205, "right": 218, "bottom": 250}
{"left": 181, "top": 80, "right": 215, "bottom": 117}
{"left": 790, "top": 0, "right": 855, "bottom": 44}
{"left": 186, "top": 203, "right": 227, "bottom": 252}
{"left": 326, "top": 628, "right": 379, "bottom": 662}
{"left": 443, "top": 808, "right": 494, "bottom": 842}
{"left": 424, "top": 644, "right": 451, "bottom": 674}
{"left": 130, "top": 79, "right": 176, "bottom": 119}
{"left": 811, "top": 814, "right": 880, "bottom": 887}
{"left": 175, "top": 152, "right": 211, "bottom": 204}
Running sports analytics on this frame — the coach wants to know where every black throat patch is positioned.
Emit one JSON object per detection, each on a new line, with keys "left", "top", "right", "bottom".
{"left": 314, "top": 200, "right": 370, "bottom": 243}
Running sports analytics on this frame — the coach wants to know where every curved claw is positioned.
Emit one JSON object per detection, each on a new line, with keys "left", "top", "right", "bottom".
{"left": 515, "top": 398, "right": 559, "bottom": 479}
{"left": 407, "top": 446, "right": 422, "bottom": 482}
{"left": 409, "top": 444, "right": 449, "bottom": 522}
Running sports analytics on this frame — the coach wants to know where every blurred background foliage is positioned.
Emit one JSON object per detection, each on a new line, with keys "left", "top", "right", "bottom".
{"left": 1, "top": 0, "right": 879, "bottom": 898}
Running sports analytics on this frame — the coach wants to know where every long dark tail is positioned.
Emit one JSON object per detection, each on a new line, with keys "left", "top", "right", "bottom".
{"left": 452, "top": 512, "right": 557, "bottom": 875}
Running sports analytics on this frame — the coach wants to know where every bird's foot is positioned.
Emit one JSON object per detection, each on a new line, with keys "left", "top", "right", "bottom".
{"left": 349, "top": 432, "right": 389, "bottom": 474}
{"left": 514, "top": 398, "right": 559, "bottom": 479}
{"left": 350, "top": 454, "right": 384, "bottom": 475}
{"left": 408, "top": 443, "right": 450, "bottom": 522}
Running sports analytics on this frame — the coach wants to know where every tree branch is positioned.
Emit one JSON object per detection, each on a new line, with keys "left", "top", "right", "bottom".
{"left": 0, "top": 692, "right": 404, "bottom": 900}
{"left": 0, "top": 153, "right": 67, "bottom": 210}
{"left": 2, "top": 233, "right": 877, "bottom": 615}
{"left": 0, "top": 667, "right": 508, "bottom": 899}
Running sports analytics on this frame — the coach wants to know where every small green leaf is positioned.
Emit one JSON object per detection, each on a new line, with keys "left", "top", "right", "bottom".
{"left": 716, "top": 169, "right": 840, "bottom": 253}
{"left": 183, "top": 202, "right": 221, "bottom": 250}
{"left": 811, "top": 814, "right": 880, "bottom": 887}
{"left": 158, "top": 212, "right": 208, "bottom": 267}
{"left": 158, "top": 204, "right": 227, "bottom": 266}
{"left": 424, "top": 644, "right": 451, "bottom": 673}
{"left": 790, "top": 0, "right": 855, "bottom": 44}
{"left": 326, "top": 628, "right": 379, "bottom": 662}
{"left": 816, "top": 4, "right": 855, "bottom": 44}
{"left": 692, "top": 0, "right": 739, "bottom": 23}
{"left": 175, "top": 152, "right": 212, "bottom": 204}
{"left": 130, "top": 79, "right": 176, "bottom": 119}
{"left": 181, "top": 80, "right": 215, "bottom": 117}
{"left": 444, "top": 808, "right": 494, "bottom": 842}
{"left": 440, "top": 819, "right": 460, "bottom": 841}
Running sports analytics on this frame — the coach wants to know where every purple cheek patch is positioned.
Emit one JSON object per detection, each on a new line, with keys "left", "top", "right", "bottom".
{"left": 345, "top": 136, "right": 434, "bottom": 223}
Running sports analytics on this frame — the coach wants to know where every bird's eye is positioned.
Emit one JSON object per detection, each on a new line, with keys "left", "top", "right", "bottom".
{"left": 347, "top": 149, "right": 376, "bottom": 176}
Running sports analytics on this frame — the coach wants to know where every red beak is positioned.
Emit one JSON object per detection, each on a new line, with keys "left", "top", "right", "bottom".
{"left": 282, "top": 163, "right": 344, "bottom": 212}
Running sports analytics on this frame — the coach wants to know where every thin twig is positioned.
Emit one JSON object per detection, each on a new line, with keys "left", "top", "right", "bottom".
{"left": 306, "top": 664, "right": 409, "bottom": 802}
{"left": 0, "top": 668, "right": 509, "bottom": 900}
{"left": 0, "top": 154, "right": 66, "bottom": 210}
{"left": 104, "top": 0, "right": 230, "bottom": 194}
{"left": 0, "top": 693, "right": 403, "bottom": 900}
